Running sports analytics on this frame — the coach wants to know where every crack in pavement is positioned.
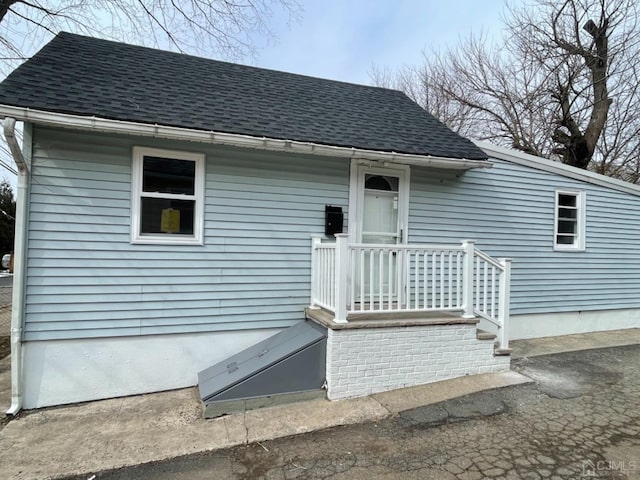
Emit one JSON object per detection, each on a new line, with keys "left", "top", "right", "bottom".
{"left": 58, "top": 345, "right": 640, "bottom": 480}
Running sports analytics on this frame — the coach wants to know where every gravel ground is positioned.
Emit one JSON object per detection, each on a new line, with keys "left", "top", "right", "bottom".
{"left": 0, "top": 276, "right": 12, "bottom": 338}
{"left": 0, "top": 337, "right": 9, "bottom": 360}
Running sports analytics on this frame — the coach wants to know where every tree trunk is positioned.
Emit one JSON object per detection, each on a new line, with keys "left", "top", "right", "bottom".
{"left": 561, "top": 136, "right": 592, "bottom": 169}
{"left": 0, "top": 0, "right": 18, "bottom": 24}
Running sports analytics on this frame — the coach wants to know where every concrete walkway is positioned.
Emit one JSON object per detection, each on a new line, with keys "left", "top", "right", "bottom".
{"left": 0, "top": 327, "right": 638, "bottom": 480}
{"left": 96, "top": 344, "right": 640, "bottom": 480}
{"left": 510, "top": 327, "right": 640, "bottom": 359}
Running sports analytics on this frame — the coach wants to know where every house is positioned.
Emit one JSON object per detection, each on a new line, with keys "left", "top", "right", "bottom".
{"left": 0, "top": 32, "right": 639, "bottom": 412}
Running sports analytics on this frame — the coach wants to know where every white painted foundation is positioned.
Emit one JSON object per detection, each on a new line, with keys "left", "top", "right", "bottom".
{"left": 25, "top": 307, "right": 637, "bottom": 408}
{"left": 325, "top": 323, "right": 510, "bottom": 400}
{"left": 22, "top": 328, "right": 281, "bottom": 409}
{"left": 510, "top": 308, "right": 640, "bottom": 340}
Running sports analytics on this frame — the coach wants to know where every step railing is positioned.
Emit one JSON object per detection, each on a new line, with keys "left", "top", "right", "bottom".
{"left": 310, "top": 235, "right": 511, "bottom": 348}
{"left": 472, "top": 245, "right": 512, "bottom": 349}
{"left": 309, "top": 236, "right": 336, "bottom": 312}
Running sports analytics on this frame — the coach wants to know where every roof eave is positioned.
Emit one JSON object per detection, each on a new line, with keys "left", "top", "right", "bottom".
{"left": 475, "top": 140, "right": 640, "bottom": 197}
{"left": 0, "top": 105, "right": 493, "bottom": 170}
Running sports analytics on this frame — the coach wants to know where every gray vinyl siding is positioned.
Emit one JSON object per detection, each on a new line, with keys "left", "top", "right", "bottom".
{"left": 25, "top": 125, "right": 640, "bottom": 341}
{"left": 409, "top": 160, "right": 640, "bottom": 315}
{"left": 24, "top": 127, "right": 349, "bottom": 340}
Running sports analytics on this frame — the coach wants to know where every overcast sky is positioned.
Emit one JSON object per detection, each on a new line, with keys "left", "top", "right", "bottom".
{"left": 254, "top": 0, "right": 510, "bottom": 84}
{"left": 0, "top": 0, "right": 512, "bottom": 187}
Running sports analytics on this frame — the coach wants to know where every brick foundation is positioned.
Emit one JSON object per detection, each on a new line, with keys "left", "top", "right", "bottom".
{"left": 325, "top": 323, "right": 510, "bottom": 400}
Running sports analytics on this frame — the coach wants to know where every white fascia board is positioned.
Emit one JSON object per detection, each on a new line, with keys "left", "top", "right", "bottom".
{"left": 0, "top": 104, "right": 493, "bottom": 171}
{"left": 475, "top": 140, "right": 640, "bottom": 197}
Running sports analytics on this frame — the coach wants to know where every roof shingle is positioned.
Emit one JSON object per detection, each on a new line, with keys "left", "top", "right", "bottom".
{"left": 0, "top": 32, "right": 487, "bottom": 160}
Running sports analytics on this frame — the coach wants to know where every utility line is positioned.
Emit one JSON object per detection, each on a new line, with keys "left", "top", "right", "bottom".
{"left": 0, "top": 158, "right": 17, "bottom": 176}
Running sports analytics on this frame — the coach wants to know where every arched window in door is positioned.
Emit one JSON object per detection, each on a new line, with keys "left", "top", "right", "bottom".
{"left": 365, "top": 174, "right": 399, "bottom": 192}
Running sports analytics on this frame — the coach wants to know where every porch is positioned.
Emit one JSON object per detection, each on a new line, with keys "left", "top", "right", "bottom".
{"left": 309, "top": 234, "right": 512, "bottom": 350}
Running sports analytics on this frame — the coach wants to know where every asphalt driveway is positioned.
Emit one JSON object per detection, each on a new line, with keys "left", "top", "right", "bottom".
{"left": 64, "top": 344, "right": 640, "bottom": 480}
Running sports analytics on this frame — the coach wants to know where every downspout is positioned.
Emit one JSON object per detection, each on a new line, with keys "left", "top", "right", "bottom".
{"left": 3, "top": 117, "right": 29, "bottom": 415}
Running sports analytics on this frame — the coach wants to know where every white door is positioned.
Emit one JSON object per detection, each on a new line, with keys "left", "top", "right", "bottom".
{"left": 351, "top": 163, "right": 409, "bottom": 303}
{"left": 362, "top": 174, "right": 401, "bottom": 245}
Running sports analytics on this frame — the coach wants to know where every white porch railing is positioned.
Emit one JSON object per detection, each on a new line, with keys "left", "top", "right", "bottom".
{"left": 310, "top": 235, "right": 512, "bottom": 349}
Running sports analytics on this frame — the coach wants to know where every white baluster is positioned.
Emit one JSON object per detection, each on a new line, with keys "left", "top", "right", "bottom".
{"left": 423, "top": 252, "right": 428, "bottom": 309}
{"left": 378, "top": 249, "right": 383, "bottom": 310}
{"left": 491, "top": 266, "right": 496, "bottom": 318}
{"left": 431, "top": 251, "right": 436, "bottom": 309}
{"left": 448, "top": 251, "right": 453, "bottom": 308}
{"left": 359, "top": 248, "right": 365, "bottom": 311}
{"left": 483, "top": 261, "right": 488, "bottom": 315}
{"left": 334, "top": 234, "right": 349, "bottom": 323}
{"left": 498, "top": 258, "right": 512, "bottom": 349}
{"left": 461, "top": 240, "right": 476, "bottom": 319}
{"left": 439, "top": 251, "right": 445, "bottom": 309}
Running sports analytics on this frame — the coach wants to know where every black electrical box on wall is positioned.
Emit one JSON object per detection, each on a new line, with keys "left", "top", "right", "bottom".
{"left": 325, "top": 205, "right": 343, "bottom": 236}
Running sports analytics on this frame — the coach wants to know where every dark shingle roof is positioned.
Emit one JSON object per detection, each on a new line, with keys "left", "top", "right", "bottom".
{"left": 0, "top": 32, "right": 487, "bottom": 160}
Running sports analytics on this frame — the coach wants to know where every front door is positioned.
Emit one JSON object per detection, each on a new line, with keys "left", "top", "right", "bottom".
{"left": 362, "top": 173, "right": 401, "bottom": 245}
{"left": 350, "top": 163, "right": 409, "bottom": 302}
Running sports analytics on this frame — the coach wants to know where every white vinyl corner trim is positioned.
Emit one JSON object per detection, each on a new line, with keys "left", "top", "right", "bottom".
{"left": 0, "top": 104, "right": 493, "bottom": 171}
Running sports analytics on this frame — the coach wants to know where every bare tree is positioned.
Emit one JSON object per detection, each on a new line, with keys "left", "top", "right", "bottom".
{"left": 0, "top": 1, "right": 300, "bottom": 71}
{"left": 370, "top": 63, "right": 478, "bottom": 136}
{"left": 373, "top": 0, "right": 640, "bottom": 179}
{"left": 0, "top": 178, "right": 15, "bottom": 255}
{"left": 0, "top": 0, "right": 301, "bottom": 179}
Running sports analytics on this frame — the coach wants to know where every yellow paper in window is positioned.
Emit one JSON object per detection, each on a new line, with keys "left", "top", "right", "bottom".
{"left": 161, "top": 208, "right": 180, "bottom": 233}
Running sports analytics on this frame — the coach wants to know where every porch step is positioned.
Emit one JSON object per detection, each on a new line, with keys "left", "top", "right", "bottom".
{"left": 476, "top": 328, "right": 511, "bottom": 357}
{"left": 494, "top": 348, "right": 512, "bottom": 356}
{"left": 476, "top": 329, "right": 497, "bottom": 341}
{"left": 305, "top": 307, "right": 478, "bottom": 330}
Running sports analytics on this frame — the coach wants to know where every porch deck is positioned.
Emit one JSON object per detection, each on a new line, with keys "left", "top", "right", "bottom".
{"left": 305, "top": 306, "right": 477, "bottom": 330}
{"left": 310, "top": 235, "right": 512, "bottom": 349}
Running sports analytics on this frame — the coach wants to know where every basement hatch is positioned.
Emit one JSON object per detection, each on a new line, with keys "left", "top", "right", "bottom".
{"left": 197, "top": 320, "right": 327, "bottom": 418}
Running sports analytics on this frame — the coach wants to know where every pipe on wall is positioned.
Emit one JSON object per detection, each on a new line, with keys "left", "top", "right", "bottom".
{"left": 3, "top": 117, "right": 29, "bottom": 415}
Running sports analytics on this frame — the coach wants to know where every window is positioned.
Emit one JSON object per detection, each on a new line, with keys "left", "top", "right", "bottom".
{"left": 554, "top": 190, "right": 585, "bottom": 251}
{"left": 131, "top": 147, "right": 205, "bottom": 244}
{"left": 364, "top": 174, "right": 399, "bottom": 192}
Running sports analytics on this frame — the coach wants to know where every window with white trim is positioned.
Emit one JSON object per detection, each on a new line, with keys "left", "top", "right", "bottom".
{"left": 554, "top": 190, "right": 585, "bottom": 251}
{"left": 131, "top": 147, "right": 205, "bottom": 244}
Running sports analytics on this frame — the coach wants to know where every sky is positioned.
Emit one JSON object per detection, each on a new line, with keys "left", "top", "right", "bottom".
{"left": 0, "top": 0, "right": 513, "bottom": 189}
{"left": 253, "top": 0, "right": 510, "bottom": 84}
